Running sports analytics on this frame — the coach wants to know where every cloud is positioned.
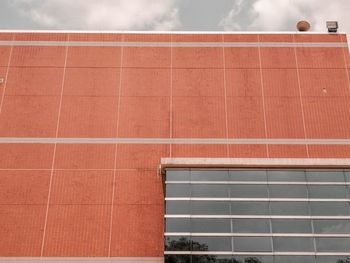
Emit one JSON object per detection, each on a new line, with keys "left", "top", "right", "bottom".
{"left": 220, "top": 0, "right": 350, "bottom": 33}
{"left": 11, "top": 0, "right": 181, "bottom": 30}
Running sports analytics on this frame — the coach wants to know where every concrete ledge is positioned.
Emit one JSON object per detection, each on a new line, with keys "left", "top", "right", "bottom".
{"left": 0, "top": 258, "right": 163, "bottom": 263}
{"left": 159, "top": 158, "right": 350, "bottom": 175}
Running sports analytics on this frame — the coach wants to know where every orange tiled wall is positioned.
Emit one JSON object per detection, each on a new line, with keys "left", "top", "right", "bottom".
{"left": 0, "top": 32, "right": 350, "bottom": 257}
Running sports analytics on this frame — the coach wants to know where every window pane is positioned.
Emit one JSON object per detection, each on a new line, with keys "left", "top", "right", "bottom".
{"left": 192, "top": 219, "right": 231, "bottom": 233}
{"left": 345, "top": 172, "right": 350, "bottom": 183}
{"left": 273, "top": 237, "right": 314, "bottom": 252}
{"left": 268, "top": 170, "right": 306, "bottom": 182}
{"left": 192, "top": 184, "right": 229, "bottom": 198}
{"left": 308, "top": 185, "right": 348, "bottom": 199}
{"left": 192, "top": 201, "right": 230, "bottom": 215}
{"left": 192, "top": 237, "right": 232, "bottom": 251}
{"left": 234, "top": 237, "right": 272, "bottom": 252}
{"left": 314, "top": 220, "right": 350, "bottom": 234}
{"left": 233, "top": 256, "right": 274, "bottom": 263}
{"left": 306, "top": 171, "right": 345, "bottom": 182}
{"left": 231, "top": 185, "right": 268, "bottom": 198}
{"left": 167, "top": 170, "right": 190, "bottom": 181}
{"left": 233, "top": 219, "right": 270, "bottom": 233}
{"left": 270, "top": 202, "right": 309, "bottom": 215}
{"left": 231, "top": 202, "right": 269, "bottom": 215}
{"left": 166, "top": 219, "right": 191, "bottom": 232}
{"left": 191, "top": 170, "right": 229, "bottom": 181}
{"left": 165, "top": 255, "right": 191, "bottom": 263}
{"left": 316, "top": 238, "right": 350, "bottom": 252}
{"left": 230, "top": 170, "right": 267, "bottom": 181}
{"left": 166, "top": 184, "right": 191, "bottom": 197}
{"left": 269, "top": 185, "right": 308, "bottom": 198}
{"left": 272, "top": 219, "right": 312, "bottom": 233}
{"left": 316, "top": 256, "right": 350, "bottom": 263}
{"left": 310, "top": 202, "right": 349, "bottom": 216}
{"left": 192, "top": 256, "right": 233, "bottom": 263}
{"left": 165, "top": 236, "right": 191, "bottom": 251}
{"left": 166, "top": 201, "right": 190, "bottom": 214}
{"left": 274, "top": 256, "right": 316, "bottom": 263}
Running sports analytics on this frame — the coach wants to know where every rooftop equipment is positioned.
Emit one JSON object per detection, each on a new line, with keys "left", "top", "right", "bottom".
{"left": 326, "top": 21, "right": 339, "bottom": 33}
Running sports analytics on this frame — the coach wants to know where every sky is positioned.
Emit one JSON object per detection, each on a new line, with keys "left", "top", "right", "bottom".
{"left": 0, "top": 0, "right": 349, "bottom": 38}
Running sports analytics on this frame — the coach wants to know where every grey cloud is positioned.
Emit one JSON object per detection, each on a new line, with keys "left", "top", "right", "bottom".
{"left": 8, "top": 0, "right": 181, "bottom": 30}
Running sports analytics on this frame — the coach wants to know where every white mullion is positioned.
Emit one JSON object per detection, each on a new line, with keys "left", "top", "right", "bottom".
{"left": 165, "top": 215, "right": 350, "bottom": 220}
{"left": 165, "top": 181, "right": 350, "bottom": 185}
{"left": 165, "top": 197, "right": 350, "bottom": 202}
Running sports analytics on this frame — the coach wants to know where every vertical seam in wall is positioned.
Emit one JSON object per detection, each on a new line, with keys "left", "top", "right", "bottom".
{"left": 257, "top": 35, "right": 270, "bottom": 158}
{"left": 340, "top": 35, "right": 350, "bottom": 94}
{"left": 169, "top": 35, "right": 173, "bottom": 158}
{"left": 0, "top": 34, "right": 14, "bottom": 116}
{"left": 222, "top": 34, "right": 230, "bottom": 158}
{"left": 40, "top": 34, "right": 70, "bottom": 256}
{"left": 292, "top": 35, "right": 310, "bottom": 158}
{"left": 109, "top": 34, "right": 124, "bottom": 257}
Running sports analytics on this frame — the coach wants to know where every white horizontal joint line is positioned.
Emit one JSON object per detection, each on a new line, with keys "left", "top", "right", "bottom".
{"left": 2, "top": 137, "right": 350, "bottom": 145}
{"left": 0, "top": 41, "right": 347, "bottom": 48}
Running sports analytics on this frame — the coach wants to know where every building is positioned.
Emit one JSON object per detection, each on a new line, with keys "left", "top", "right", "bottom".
{"left": 0, "top": 30, "right": 350, "bottom": 263}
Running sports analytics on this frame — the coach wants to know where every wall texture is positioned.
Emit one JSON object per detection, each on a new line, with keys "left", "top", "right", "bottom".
{"left": 0, "top": 32, "right": 349, "bottom": 258}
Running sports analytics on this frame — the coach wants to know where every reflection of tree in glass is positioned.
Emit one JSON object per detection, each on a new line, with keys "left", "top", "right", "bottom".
{"left": 338, "top": 256, "right": 350, "bottom": 263}
{"left": 233, "top": 257, "right": 262, "bottom": 263}
{"left": 165, "top": 237, "right": 216, "bottom": 263}
{"left": 165, "top": 237, "right": 236, "bottom": 263}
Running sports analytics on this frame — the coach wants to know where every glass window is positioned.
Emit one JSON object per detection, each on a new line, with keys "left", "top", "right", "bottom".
{"left": 233, "top": 219, "right": 270, "bottom": 233}
{"left": 274, "top": 256, "right": 316, "bottom": 263}
{"left": 165, "top": 255, "right": 191, "bottom": 263}
{"left": 231, "top": 185, "right": 268, "bottom": 198}
{"left": 166, "top": 219, "right": 191, "bottom": 233}
{"left": 231, "top": 202, "right": 269, "bottom": 215}
{"left": 273, "top": 237, "right": 315, "bottom": 252}
{"left": 192, "top": 219, "right": 231, "bottom": 233}
{"left": 192, "top": 201, "right": 230, "bottom": 215}
{"left": 166, "top": 170, "right": 190, "bottom": 181}
{"left": 306, "top": 171, "right": 345, "bottom": 182}
{"left": 234, "top": 237, "right": 272, "bottom": 252}
{"left": 270, "top": 202, "right": 309, "bottom": 215}
{"left": 166, "top": 201, "right": 190, "bottom": 214}
{"left": 314, "top": 219, "right": 350, "bottom": 234}
{"left": 192, "top": 256, "right": 233, "bottom": 263}
{"left": 308, "top": 185, "right": 348, "bottom": 199}
{"left": 316, "top": 256, "right": 350, "bottom": 263}
{"left": 268, "top": 170, "right": 306, "bottom": 182}
{"left": 310, "top": 202, "right": 349, "bottom": 216}
{"left": 192, "top": 237, "right": 232, "bottom": 251}
{"left": 230, "top": 170, "right": 267, "bottom": 181}
{"left": 272, "top": 219, "right": 312, "bottom": 233}
{"left": 192, "top": 184, "right": 229, "bottom": 198}
{"left": 316, "top": 237, "right": 350, "bottom": 252}
{"left": 166, "top": 184, "right": 191, "bottom": 197}
{"left": 345, "top": 172, "right": 350, "bottom": 183}
{"left": 269, "top": 185, "right": 308, "bottom": 198}
{"left": 165, "top": 236, "right": 191, "bottom": 251}
{"left": 233, "top": 256, "right": 274, "bottom": 263}
{"left": 191, "top": 170, "right": 229, "bottom": 181}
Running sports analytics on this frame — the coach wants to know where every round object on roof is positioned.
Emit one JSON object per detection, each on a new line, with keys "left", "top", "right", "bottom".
{"left": 297, "top": 20, "right": 311, "bottom": 31}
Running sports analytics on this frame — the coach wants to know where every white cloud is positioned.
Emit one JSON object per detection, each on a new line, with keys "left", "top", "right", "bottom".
{"left": 219, "top": 0, "right": 246, "bottom": 31}
{"left": 220, "top": 0, "right": 350, "bottom": 34}
{"left": 11, "top": 0, "right": 180, "bottom": 30}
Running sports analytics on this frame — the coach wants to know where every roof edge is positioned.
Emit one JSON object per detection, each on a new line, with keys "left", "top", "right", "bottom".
{"left": 0, "top": 29, "right": 346, "bottom": 35}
